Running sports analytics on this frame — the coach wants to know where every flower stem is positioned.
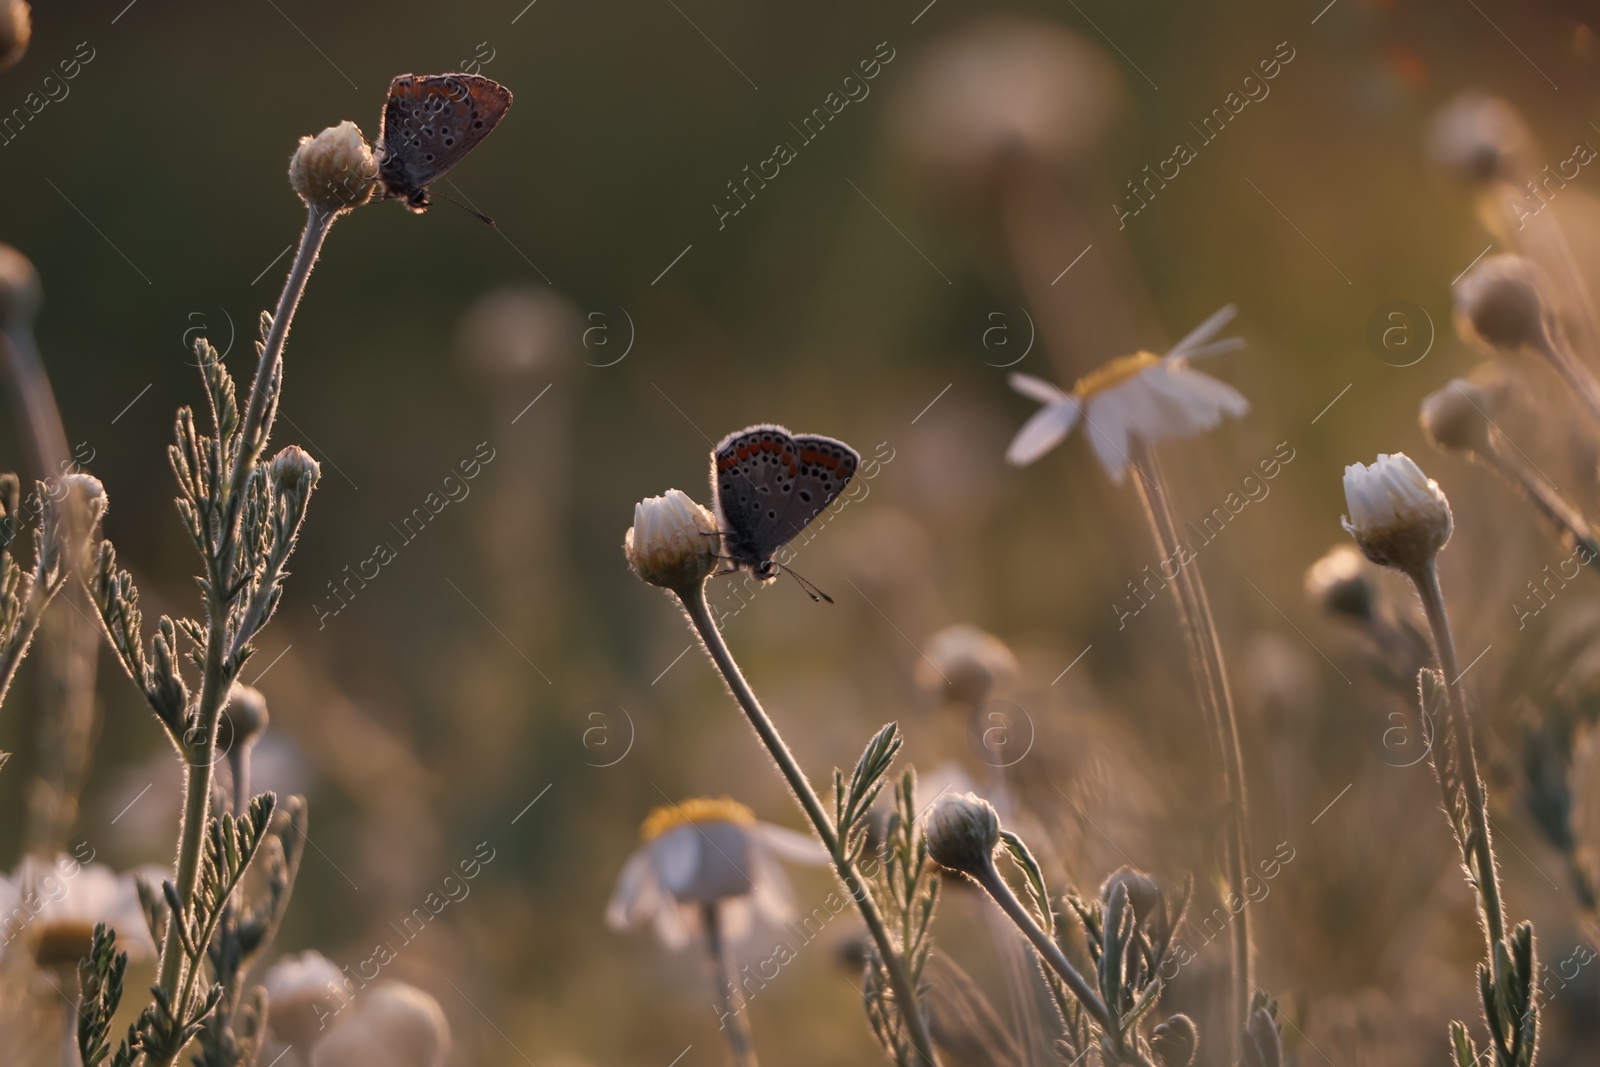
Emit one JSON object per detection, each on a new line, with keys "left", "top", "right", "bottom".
{"left": 971, "top": 865, "right": 1155, "bottom": 1067}
{"left": 677, "top": 582, "right": 940, "bottom": 1067}
{"left": 1482, "top": 438, "right": 1600, "bottom": 568}
{"left": 703, "top": 903, "right": 759, "bottom": 1067}
{"left": 1126, "top": 440, "right": 1253, "bottom": 1059}
{"left": 1409, "top": 561, "right": 1507, "bottom": 950}
{"left": 1533, "top": 331, "right": 1600, "bottom": 430}
{"left": 152, "top": 206, "right": 335, "bottom": 1046}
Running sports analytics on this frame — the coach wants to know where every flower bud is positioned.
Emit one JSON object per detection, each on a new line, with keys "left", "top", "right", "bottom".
{"left": 289, "top": 121, "right": 378, "bottom": 213}
{"left": 225, "top": 683, "right": 270, "bottom": 746}
{"left": 917, "top": 624, "right": 1018, "bottom": 705}
{"left": 925, "top": 791, "right": 1000, "bottom": 877}
{"left": 1454, "top": 254, "right": 1554, "bottom": 355}
{"left": 270, "top": 444, "right": 321, "bottom": 496}
{"left": 262, "top": 951, "right": 353, "bottom": 1050}
{"left": 1303, "top": 544, "right": 1374, "bottom": 622}
{"left": 623, "top": 489, "right": 719, "bottom": 591}
{"left": 1099, "top": 865, "right": 1164, "bottom": 927}
{"left": 1341, "top": 453, "right": 1453, "bottom": 574}
{"left": 345, "top": 982, "right": 451, "bottom": 1067}
{"left": 1419, "top": 377, "right": 1497, "bottom": 457}
{"left": 0, "top": 241, "right": 40, "bottom": 330}
{"left": 1152, "top": 1014, "right": 1198, "bottom": 1067}
{"left": 0, "top": 1, "right": 29, "bottom": 72}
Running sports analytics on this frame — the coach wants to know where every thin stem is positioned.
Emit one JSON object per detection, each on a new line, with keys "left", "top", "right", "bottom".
{"left": 1533, "top": 331, "right": 1600, "bottom": 430}
{"left": 1482, "top": 439, "right": 1600, "bottom": 566}
{"left": 152, "top": 206, "right": 336, "bottom": 1053}
{"left": 0, "top": 568, "right": 66, "bottom": 708}
{"left": 973, "top": 865, "right": 1109, "bottom": 1030}
{"left": 1126, "top": 442, "right": 1253, "bottom": 1056}
{"left": 971, "top": 865, "right": 1157, "bottom": 1067}
{"left": 677, "top": 582, "right": 940, "bottom": 1067}
{"left": 703, "top": 903, "right": 759, "bottom": 1067}
{"left": 1410, "top": 561, "right": 1507, "bottom": 950}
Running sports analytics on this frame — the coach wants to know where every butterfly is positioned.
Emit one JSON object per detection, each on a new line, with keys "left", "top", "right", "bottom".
{"left": 375, "top": 73, "right": 512, "bottom": 213}
{"left": 711, "top": 425, "right": 859, "bottom": 591}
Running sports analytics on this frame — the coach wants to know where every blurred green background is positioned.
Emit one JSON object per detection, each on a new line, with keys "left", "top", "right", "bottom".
{"left": 3, "top": 0, "right": 1600, "bottom": 1063}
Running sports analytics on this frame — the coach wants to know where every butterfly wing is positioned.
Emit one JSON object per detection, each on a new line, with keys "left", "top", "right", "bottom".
{"left": 711, "top": 425, "right": 858, "bottom": 572}
{"left": 377, "top": 73, "right": 512, "bottom": 210}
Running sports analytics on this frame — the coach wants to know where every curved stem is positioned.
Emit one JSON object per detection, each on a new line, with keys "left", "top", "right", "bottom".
{"left": 1410, "top": 561, "right": 1506, "bottom": 950}
{"left": 677, "top": 582, "right": 940, "bottom": 1067}
{"left": 703, "top": 903, "right": 759, "bottom": 1067}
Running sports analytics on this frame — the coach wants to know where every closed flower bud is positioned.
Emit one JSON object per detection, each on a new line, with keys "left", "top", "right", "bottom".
{"left": 1303, "top": 544, "right": 1374, "bottom": 622}
{"left": 1341, "top": 453, "right": 1453, "bottom": 574}
{"left": 1420, "top": 377, "right": 1497, "bottom": 457}
{"left": 263, "top": 951, "right": 353, "bottom": 1050}
{"left": 623, "top": 489, "right": 719, "bottom": 591}
{"left": 925, "top": 791, "right": 1001, "bottom": 877}
{"left": 0, "top": 1, "right": 29, "bottom": 72}
{"left": 314, "top": 982, "right": 450, "bottom": 1067}
{"left": 1152, "top": 1014, "right": 1198, "bottom": 1067}
{"left": 917, "top": 624, "right": 1018, "bottom": 705}
{"left": 1099, "top": 865, "right": 1163, "bottom": 928}
{"left": 289, "top": 121, "right": 378, "bottom": 213}
{"left": 225, "top": 683, "right": 270, "bottom": 746}
{"left": 1454, "top": 254, "right": 1554, "bottom": 355}
{"left": 269, "top": 444, "right": 321, "bottom": 496}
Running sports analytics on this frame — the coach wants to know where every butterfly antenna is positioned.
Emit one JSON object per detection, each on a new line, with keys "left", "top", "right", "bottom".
{"left": 783, "top": 566, "right": 833, "bottom": 605}
{"left": 434, "top": 189, "right": 496, "bottom": 226}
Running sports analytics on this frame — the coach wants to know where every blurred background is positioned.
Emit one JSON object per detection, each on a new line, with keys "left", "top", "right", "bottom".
{"left": 3, "top": 0, "right": 1600, "bottom": 1063}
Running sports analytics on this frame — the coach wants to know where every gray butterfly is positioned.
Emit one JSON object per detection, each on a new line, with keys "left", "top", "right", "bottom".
{"left": 711, "top": 424, "right": 859, "bottom": 588}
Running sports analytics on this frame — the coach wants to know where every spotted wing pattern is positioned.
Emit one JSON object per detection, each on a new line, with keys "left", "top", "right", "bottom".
{"left": 711, "top": 424, "right": 859, "bottom": 575}
{"left": 376, "top": 73, "right": 512, "bottom": 212}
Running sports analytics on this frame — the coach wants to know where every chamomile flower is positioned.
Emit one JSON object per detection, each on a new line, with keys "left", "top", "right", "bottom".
{"left": 1005, "top": 305, "right": 1248, "bottom": 481}
{"left": 0, "top": 854, "right": 157, "bottom": 969}
{"left": 605, "top": 796, "right": 826, "bottom": 949}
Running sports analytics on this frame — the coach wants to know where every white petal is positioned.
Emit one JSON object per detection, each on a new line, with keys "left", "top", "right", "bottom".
{"left": 1168, "top": 336, "right": 1246, "bottom": 364}
{"left": 605, "top": 848, "right": 662, "bottom": 932}
{"left": 753, "top": 823, "right": 829, "bottom": 866}
{"left": 1167, "top": 305, "right": 1238, "bottom": 361}
{"left": 1008, "top": 373, "right": 1069, "bottom": 405}
{"left": 748, "top": 851, "right": 797, "bottom": 927}
{"left": 1081, "top": 394, "right": 1133, "bottom": 482}
{"left": 1006, "top": 401, "right": 1081, "bottom": 466}
{"left": 652, "top": 902, "right": 694, "bottom": 950}
{"left": 652, "top": 826, "right": 703, "bottom": 895}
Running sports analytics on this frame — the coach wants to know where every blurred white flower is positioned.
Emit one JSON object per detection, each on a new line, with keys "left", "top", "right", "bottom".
{"left": 606, "top": 797, "right": 826, "bottom": 950}
{"left": 1006, "top": 305, "right": 1247, "bottom": 481}
{"left": 0, "top": 854, "right": 157, "bottom": 969}
{"left": 308, "top": 982, "right": 450, "bottom": 1067}
{"left": 263, "top": 950, "right": 354, "bottom": 1050}
{"left": 1341, "top": 453, "right": 1453, "bottom": 573}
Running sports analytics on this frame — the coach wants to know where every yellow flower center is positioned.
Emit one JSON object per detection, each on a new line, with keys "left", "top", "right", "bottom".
{"left": 640, "top": 796, "right": 755, "bottom": 840}
{"left": 1073, "top": 351, "right": 1161, "bottom": 399}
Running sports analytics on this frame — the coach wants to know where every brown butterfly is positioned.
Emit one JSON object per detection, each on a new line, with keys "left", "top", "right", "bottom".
{"left": 375, "top": 73, "right": 512, "bottom": 213}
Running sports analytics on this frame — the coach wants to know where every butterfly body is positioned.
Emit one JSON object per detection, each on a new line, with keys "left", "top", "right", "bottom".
{"left": 711, "top": 425, "right": 859, "bottom": 581}
{"left": 376, "top": 73, "right": 512, "bottom": 213}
